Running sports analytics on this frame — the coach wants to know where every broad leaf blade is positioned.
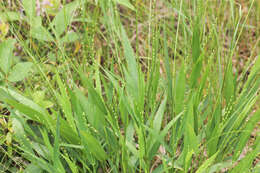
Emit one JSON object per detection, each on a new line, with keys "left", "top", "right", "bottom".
{"left": 52, "top": 1, "right": 80, "bottom": 36}
{"left": 0, "top": 38, "right": 16, "bottom": 74}
{"left": 22, "top": 0, "right": 36, "bottom": 24}
{"left": 30, "top": 26, "right": 54, "bottom": 42}
{"left": 60, "top": 31, "right": 79, "bottom": 43}
{"left": 8, "top": 62, "right": 33, "bottom": 82}
{"left": 0, "top": 11, "right": 20, "bottom": 21}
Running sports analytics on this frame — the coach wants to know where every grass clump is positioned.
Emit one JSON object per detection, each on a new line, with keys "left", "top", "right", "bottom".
{"left": 0, "top": 0, "right": 259, "bottom": 172}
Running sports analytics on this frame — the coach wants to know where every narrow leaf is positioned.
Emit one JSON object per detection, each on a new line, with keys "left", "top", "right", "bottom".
{"left": 81, "top": 131, "right": 107, "bottom": 161}
{"left": 121, "top": 25, "right": 139, "bottom": 98}
{"left": 196, "top": 152, "right": 219, "bottom": 173}
{"left": 153, "top": 96, "right": 167, "bottom": 132}
{"left": 174, "top": 61, "right": 186, "bottom": 114}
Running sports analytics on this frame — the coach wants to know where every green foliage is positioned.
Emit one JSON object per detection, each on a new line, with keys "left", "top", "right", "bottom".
{"left": 51, "top": 0, "right": 80, "bottom": 37}
{"left": 0, "top": 0, "right": 259, "bottom": 172}
{"left": 113, "top": 0, "right": 135, "bottom": 11}
{"left": 0, "top": 39, "right": 33, "bottom": 83}
{"left": 8, "top": 62, "right": 33, "bottom": 82}
{"left": 0, "top": 38, "right": 16, "bottom": 74}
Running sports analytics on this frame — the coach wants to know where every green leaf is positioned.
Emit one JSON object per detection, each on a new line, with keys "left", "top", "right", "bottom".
{"left": 153, "top": 96, "right": 167, "bottom": 133}
{"left": 24, "top": 164, "right": 43, "bottom": 173}
{"left": 69, "top": 87, "right": 88, "bottom": 132}
{"left": 30, "top": 141, "right": 50, "bottom": 159}
{"left": 22, "top": 0, "right": 36, "bottom": 24}
{"left": 121, "top": 25, "right": 138, "bottom": 82}
{"left": 243, "top": 55, "right": 260, "bottom": 90}
{"left": 121, "top": 25, "right": 139, "bottom": 100}
{"left": 31, "top": 16, "right": 42, "bottom": 27}
{"left": 190, "top": 54, "right": 203, "bottom": 88}
{"left": 223, "top": 60, "right": 235, "bottom": 104}
{"left": 56, "top": 73, "right": 76, "bottom": 132}
{"left": 231, "top": 136, "right": 260, "bottom": 173}
{"left": 184, "top": 150, "right": 194, "bottom": 172}
{"left": 206, "top": 106, "right": 223, "bottom": 157}
{"left": 79, "top": 73, "right": 107, "bottom": 115}
{"left": 0, "top": 11, "right": 20, "bottom": 21}
{"left": 163, "top": 24, "right": 173, "bottom": 103}
{"left": 196, "top": 152, "right": 219, "bottom": 173}
{"left": 8, "top": 62, "right": 33, "bottom": 82}
{"left": 12, "top": 118, "right": 25, "bottom": 138}
{"left": 81, "top": 131, "right": 107, "bottom": 161}
{"left": 192, "top": 20, "right": 200, "bottom": 63}
{"left": 74, "top": 87, "right": 105, "bottom": 133}
{"left": 32, "top": 91, "right": 45, "bottom": 102}
{"left": 174, "top": 61, "right": 186, "bottom": 114}
{"left": 136, "top": 127, "right": 145, "bottom": 158}
{"left": 0, "top": 72, "right": 3, "bottom": 80}
{"left": 40, "top": 101, "right": 54, "bottom": 109}
{"left": 252, "top": 163, "right": 260, "bottom": 173}
{"left": 53, "top": 115, "right": 64, "bottom": 173}
{"left": 233, "top": 110, "right": 260, "bottom": 160}
{"left": 113, "top": 0, "right": 135, "bottom": 10}
{"left": 208, "top": 161, "right": 233, "bottom": 173}
{"left": 32, "top": 91, "right": 53, "bottom": 108}
{"left": 186, "top": 124, "right": 198, "bottom": 154}
{"left": 0, "top": 87, "right": 80, "bottom": 145}
{"left": 0, "top": 38, "right": 16, "bottom": 74}
{"left": 146, "top": 112, "right": 183, "bottom": 159}
{"left": 52, "top": 1, "right": 80, "bottom": 36}
{"left": 0, "top": 87, "right": 46, "bottom": 115}
{"left": 30, "top": 26, "right": 54, "bottom": 42}
{"left": 60, "top": 31, "right": 79, "bottom": 43}
{"left": 62, "top": 154, "right": 78, "bottom": 173}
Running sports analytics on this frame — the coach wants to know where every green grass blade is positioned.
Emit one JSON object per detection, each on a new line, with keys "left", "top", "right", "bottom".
{"left": 174, "top": 61, "right": 186, "bottom": 115}
{"left": 196, "top": 152, "right": 219, "bottom": 173}
{"left": 231, "top": 136, "right": 260, "bottom": 173}
{"left": 81, "top": 131, "right": 107, "bottom": 161}
{"left": 153, "top": 96, "right": 167, "bottom": 133}
{"left": 233, "top": 110, "right": 260, "bottom": 160}
{"left": 56, "top": 73, "right": 76, "bottom": 132}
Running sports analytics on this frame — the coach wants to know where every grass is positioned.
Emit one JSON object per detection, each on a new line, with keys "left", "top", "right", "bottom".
{"left": 0, "top": 0, "right": 259, "bottom": 172}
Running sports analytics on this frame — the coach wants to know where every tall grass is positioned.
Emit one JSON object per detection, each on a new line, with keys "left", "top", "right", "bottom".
{"left": 0, "top": 0, "right": 259, "bottom": 172}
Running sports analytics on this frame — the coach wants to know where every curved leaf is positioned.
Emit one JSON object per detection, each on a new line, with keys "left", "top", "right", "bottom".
{"left": 8, "top": 62, "right": 33, "bottom": 82}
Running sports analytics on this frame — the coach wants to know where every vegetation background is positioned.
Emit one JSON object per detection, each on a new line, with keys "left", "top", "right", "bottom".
{"left": 0, "top": 0, "right": 259, "bottom": 172}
